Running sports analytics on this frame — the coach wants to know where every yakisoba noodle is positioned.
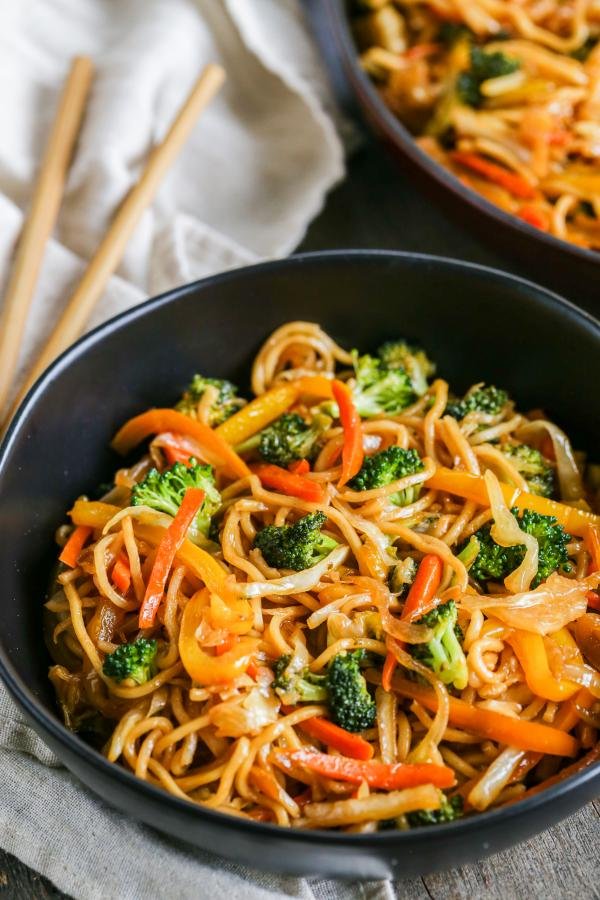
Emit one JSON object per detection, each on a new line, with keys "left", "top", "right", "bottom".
{"left": 353, "top": 0, "right": 600, "bottom": 250}
{"left": 47, "top": 321, "right": 600, "bottom": 830}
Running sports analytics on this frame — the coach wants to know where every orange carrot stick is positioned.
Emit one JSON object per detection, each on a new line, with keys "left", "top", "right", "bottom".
{"left": 111, "top": 552, "right": 131, "bottom": 595}
{"left": 59, "top": 525, "right": 92, "bottom": 568}
{"left": 451, "top": 151, "right": 537, "bottom": 200}
{"left": 253, "top": 463, "right": 325, "bottom": 504}
{"left": 332, "top": 379, "right": 363, "bottom": 487}
{"left": 139, "top": 487, "right": 205, "bottom": 628}
{"left": 299, "top": 716, "right": 374, "bottom": 760}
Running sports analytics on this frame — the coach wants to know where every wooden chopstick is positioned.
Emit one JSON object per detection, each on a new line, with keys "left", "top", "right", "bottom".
{"left": 0, "top": 56, "right": 93, "bottom": 416}
{"left": 7, "top": 62, "right": 225, "bottom": 423}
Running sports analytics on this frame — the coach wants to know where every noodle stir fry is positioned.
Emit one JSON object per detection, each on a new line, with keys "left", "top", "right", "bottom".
{"left": 47, "top": 321, "right": 600, "bottom": 830}
{"left": 353, "top": 0, "right": 600, "bottom": 249}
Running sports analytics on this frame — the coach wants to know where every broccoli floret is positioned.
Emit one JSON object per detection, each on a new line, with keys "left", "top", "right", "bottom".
{"left": 254, "top": 512, "right": 338, "bottom": 571}
{"left": 255, "top": 412, "right": 331, "bottom": 467}
{"left": 457, "top": 47, "right": 520, "bottom": 106}
{"left": 327, "top": 650, "right": 376, "bottom": 732}
{"left": 103, "top": 638, "right": 158, "bottom": 684}
{"left": 349, "top": 446, "right": 424, "bottom": 506}
{"left": 351, "top": 351, "right": 416, "bottom": 418}
{"left": 410, "top": 601, "right": 468, "bottom": 690}
{"left": 407, "top": 793, "right": 464, "bottom": 827}
{"left": 131, "top": 460, "right": 221, "bottom": 542}
{"left": 176, "top": 375, "right": 243, "bottom": 426}
{"left": 445, "top": 384, "right": 509, "bottom": 420}
{"left": 502, "top": 443, "right": 555, "bottom": 498}
{"left": 272, "top": 654, "right": 328, "bottom": 704}
{"left": 465, "top": 509, "right": 572, "bottom": 588}
{"left": 377, "top": 342, "right": 435, "bottom": 397}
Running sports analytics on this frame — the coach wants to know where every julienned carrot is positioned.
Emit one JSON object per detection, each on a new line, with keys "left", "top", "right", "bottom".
{"left": 289, "top": 458, "right": 310, "bottom": 475}
{"left": 253, "top": 463, "right": 325, "bottom": 504}
{"left": 299, "top": 716, "right": 374, "bottom": 760}
{"left": 111, "top": 552, "right": 131, "bottom": 595}
{"left": 451, "top": 151, "right": 537, "bottom": 200}
{"left": 111, "top": 409, "right": 250, "bottom": 480}
{"left": 332, "top": 379, "right": 363, "bottom": 487}
{"left": 391, "top": 676, "right": 578, "bottom": 757}
{"left": 139, "top": 488, "right": 205, "bottom": 629}
{"left": 215, "top": 383, "right": 299, "bottom": 446}
{"left": 518, "top": 206, "right": 548, "bottom": 230}
{"left": 426, "top": 466, "right": 600, "bottom": 537}
{"left": 274, "top": 749, "right": 455, "bottom": 790}
{"left": 382, "top": 554, "right": 442, "bottom": 691}
{"left": 402, "top": 554, "right": 443, "bottom": 622}
{"left": 59, "top": 525, "right": 93, "bottom": 567}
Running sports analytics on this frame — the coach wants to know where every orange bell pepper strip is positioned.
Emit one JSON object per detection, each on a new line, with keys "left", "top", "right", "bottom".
{"left": 215, "top": 383, "right": 299, "bottom": 446}
{"left": 390, "top": 675, "right": 578, "bottom": 756}
{"left": 585, "top": 525, "right": 600, "bottom": 608}
{"left": 295, "top": 375, "right": 335, "bottom": 401}
{"left": 139, "top": 488, "right": 205, "bottom": 629}
{"left": 111, "top": 409, "right": 249, "bottom": 480}
{"left": 331, "top": 379, "right": 363, "bottom": 487}
{"left": 382, "top": 554, "right": 443, "bottom": 689}
{"left": 299, "top": 716, "right": 374, "bottom": 760}
{"left": 69, "top": 500, "right": 120, "bottom": 529}
{"left": 451, "top": 151, "right": 537, "bottom": 200}
{"left": 507, "top": 629, "right": 580, "bottom": 702}
{"left": 253, "top": 463, "right": 325, "bottom": 504}
{"left": 178, "top": 588, "right": 258, "bottom": 685}
{"left": 273, "top": 749, "right": 455, "bottom": 790}
{"left": 426, "top": 467, "right": 600, "bottom": 537}
{"left": 59, "top": 525, "right": 93, "bottom": 567}
{"left": 111, "top": 552, "right": 131, "bottom": 595}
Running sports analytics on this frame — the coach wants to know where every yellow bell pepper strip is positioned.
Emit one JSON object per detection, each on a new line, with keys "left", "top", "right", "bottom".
{"left": 58, "top": 525, "right": 93, "bottom": 567}
{"left": 507, "top": 629, "right": 580, "bottom": 702}
{"left": 69, "top": 500, "right": 120, "bottom": 528}
{"left": 111, "top": 409, "right": 249, "bottom": 480}
{"left": 426, "top": 467, "right": 600, "bottom": 537}
{"left": 390, "top": 675, "right": 578, "bottom": 756}
{"left": 215, "top": 383, "right": 299, "bottom": 446}
{"left": 295, "top": 375, "right": 335, "bottom": 400}
{"left": 179, "top": 588, "right": 258, "bottom": 685}
{"left": 139, "top": 487, "right": 206, "bottom": 628}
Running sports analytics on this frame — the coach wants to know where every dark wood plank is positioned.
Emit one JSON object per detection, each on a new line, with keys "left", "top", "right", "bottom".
{"left": 0, "top": 848, "right": 69, "bottom": 899}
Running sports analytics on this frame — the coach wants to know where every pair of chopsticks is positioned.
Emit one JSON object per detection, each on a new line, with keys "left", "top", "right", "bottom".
{"left": 0, "top": 57, "right": 225, "bottom": 426}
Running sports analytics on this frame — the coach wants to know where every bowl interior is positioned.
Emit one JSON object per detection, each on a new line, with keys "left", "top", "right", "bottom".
{"left": 0, "top": 251, "right": 598, "bottom": 753}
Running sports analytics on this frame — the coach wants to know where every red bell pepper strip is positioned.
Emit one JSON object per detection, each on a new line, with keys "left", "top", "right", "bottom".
{"left": 59, "top": 525, "right": 93, "bottom": 568}
{"left": 139, "top": 488, "right": 205, "bottom": 629}
{"left": 299, "top": 716, "right": 374, "bottom": 760}
{"left": 253, "top": 463, "right": 325, "bottom": 503}
{"left": 332, "top": 379, "right": 364, "bottom": 487}
{"left": 274, "top": 749, "right": 455, "bottom": 790}
{"left": 111, "top": 552, "right": 131, "bottom": 595}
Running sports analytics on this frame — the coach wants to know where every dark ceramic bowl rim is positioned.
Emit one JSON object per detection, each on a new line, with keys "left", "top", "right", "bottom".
{"left": 1, "top": 250, "right": 599, "bottom": 846}
{"left": 324, "top": 0, "right": 600, "bottom": 269}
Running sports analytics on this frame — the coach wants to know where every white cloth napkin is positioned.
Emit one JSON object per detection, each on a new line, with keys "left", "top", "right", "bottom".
{"left": 0, "top": 1, "right": 387, "bottom": 897}
{"left": 0, "top": 0, "right": 345, "bottom": 407}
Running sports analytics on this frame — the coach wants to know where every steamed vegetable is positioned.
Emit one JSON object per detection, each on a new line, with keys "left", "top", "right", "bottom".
{"left": 254, "top": 512, "right": 337, "bottom": 571}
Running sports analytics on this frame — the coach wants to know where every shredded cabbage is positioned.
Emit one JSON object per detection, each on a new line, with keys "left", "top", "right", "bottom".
{"left": 484, "top": 470, "right": 538, "bottom": 593}
{"left": 516, "top": 420, "right": 583, "bottom": 501}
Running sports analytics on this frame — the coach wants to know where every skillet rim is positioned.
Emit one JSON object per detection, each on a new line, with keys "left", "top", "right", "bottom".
{"left": 0, "top": 249, "right": 599, "bottom": 846}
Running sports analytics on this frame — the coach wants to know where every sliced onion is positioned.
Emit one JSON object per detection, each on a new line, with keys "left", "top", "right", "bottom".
{"left": 468, "top": 747, "right": 525, "bottom": 811}
{"left": 516, "top": 420, "right": 583, "bottom": 501}
{"left": 460, "top": 572, "right": 596, "bottom": 635}
{"left": 379, "top": 605, "right": 433, "bottom": 644}
{"left": 237, "top": 546, "right": 349, "bottom": 599}
{"left": 485, "top": 470, "right": 538, "bottom": 593}
{"left": 559, "top": 662, "right": 600, "bottom": 699}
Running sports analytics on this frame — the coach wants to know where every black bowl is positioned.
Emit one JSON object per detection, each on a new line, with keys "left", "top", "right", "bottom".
{"left": 0, "top": 251, "right": 599, "bottom": 879}
{"left": 309, "top": 0, "right": 600, "bottom": 307}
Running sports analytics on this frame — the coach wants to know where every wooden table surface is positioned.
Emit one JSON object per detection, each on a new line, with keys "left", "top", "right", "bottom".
{"left": 1, "top": 140, "right": 598, "bottom": 899}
